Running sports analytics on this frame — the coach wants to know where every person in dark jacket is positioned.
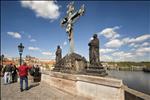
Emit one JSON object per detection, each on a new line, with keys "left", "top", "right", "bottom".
{"left": 3, "top": 64, "right": 12, "bottom": 84}
{"left": 12, "top": 65, "right": 17, "bottom": 83}
{"left": 29, "top": 65, "right": 35, "bottom": 77}
{"left": 33, "top": 65, "right": 41, "bottom": 82}
{"left": 18, "top": 62, "right": 31, "bottom": 92}
{"left": 0, "top": 64, "right": 3, "bottom": 77}
{"left": 0, "top": 64, "right": 3, "bottom": 73}
{"left": 34, "top": 65, "right": 40, "bottom": 77}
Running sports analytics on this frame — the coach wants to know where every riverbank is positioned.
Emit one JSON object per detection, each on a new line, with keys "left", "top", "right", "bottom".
{"left": 102, "top": 61, "right": 150, "bottom": 71}
{"left": 107, "top": 68, "right": 150, "bottom": 72}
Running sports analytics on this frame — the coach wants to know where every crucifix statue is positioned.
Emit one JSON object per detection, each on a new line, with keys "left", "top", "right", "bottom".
{"left": 61, "top": 2, "right": 85, "bottom": 54}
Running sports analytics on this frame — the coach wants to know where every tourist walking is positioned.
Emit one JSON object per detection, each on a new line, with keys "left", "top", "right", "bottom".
{"left": 12, "top": 65, "right": 17, "bottom": 83}
{"left": 18, "top": 62, "right": 31, "bottom": 92}
{"left": 3, "top": 63, "right": 12, "bottom": 84}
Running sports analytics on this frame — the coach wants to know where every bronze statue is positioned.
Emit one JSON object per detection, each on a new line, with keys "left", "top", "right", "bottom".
{"left": 55, "top": 45, "right": 62, "bottom": 64}
{"left": 61, "top": 2, "right": 85, "bottom": 53}
{"left": 88, "top": 34, "right": 100, "bottom": 66}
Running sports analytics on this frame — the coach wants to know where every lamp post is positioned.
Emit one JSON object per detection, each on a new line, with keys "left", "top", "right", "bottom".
{"left": 18, "top": 43, "right": 24, "bottom": 66}
{"left": 1, "top": 54, "right": 4, "bottom": 66}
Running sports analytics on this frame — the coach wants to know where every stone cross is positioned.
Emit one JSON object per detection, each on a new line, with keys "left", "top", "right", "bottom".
{"left": 61, "top": 2, "right": 85, "bottom": 54}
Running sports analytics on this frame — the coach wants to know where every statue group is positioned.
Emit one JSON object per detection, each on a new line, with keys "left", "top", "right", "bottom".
{"left": 53, "top": 2, "right": 107, "bottom": 76}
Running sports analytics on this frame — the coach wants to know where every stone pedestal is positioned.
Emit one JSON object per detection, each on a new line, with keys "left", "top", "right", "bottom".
{"left": 86, "top": 66, "right": 107, "bottom": 76}
{"left": 53, "top": 51, "right": 108, "bottom": 77}
{"left": 53, "top": 53, "right": 87, "bottom": 74}
{"left": 53, "top": 52, "right": 107, "bottom": 76}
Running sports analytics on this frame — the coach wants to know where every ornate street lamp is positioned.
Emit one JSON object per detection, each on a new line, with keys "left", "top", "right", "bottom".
{"left": 18, "top": 43, "right": 24, "bottom": 66}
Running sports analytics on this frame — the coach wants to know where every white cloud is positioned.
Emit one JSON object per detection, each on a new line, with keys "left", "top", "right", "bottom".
{"left": 99, "top": 26, "right": 120, "bottom": 39}
{"left": 123, "top": 34, "right": 150, "bottom": 44}
{"left": 100, "top": 55, "right": 113, "bottom": 61}
{"left": 105, "top": 39, "right": 123, "bottom": 48}
{"left": 112, "top": 51, "right": 124, "bottom": 57}
{"left": 129, "top": 43, "right": 139, "bottom": 48}
{"left": 130, "top": 34, "right": 150, "bottom": 43}
{"left": 131, "top": 47, "right": 150, "bottom": 58}
{"left": 129, "top": 43, "right": 135, "bottom": 47}
{"left": 111, "top": 48, "right": 150, "bottom": 61}
{"left": 42, "top": 51, "right": 52, "bottom": 56}
{"left": 7, "top": 32, "right": 21, "bottom": 39}
{"left": 112, "top": 51, "right": 133, "bottom": 61}
{"left": 136, "top": 47, "right": 150, "bottom": 53}
{"left": 30, "top": 39, "right": 36, "bottom": 42}
{"left": 113, "top": 34, "right": 120, "bottom": 38}
{"left": 121, "top": 34, "right": 150, "bottom": 51}
{"left": 129, "top": 42, "right": 150, "bottom": 48}
{"left": 21, "top": 1, "right": 60, "bottom": 21}
{"left": 63, "top": 41, "right": 67, "bottom": 46}
{"left": 112, "top": 51, "right": 132, "bottom": 58}
{"left": 141, "top": 42, "right": 149, "bottom": 47}
{"left": 28, "top": 46, "right": 39, "bottom": 51}
{"left": 122, "top": 37, "right": 130, "bottom": 44}
{"left": 100, "top": 48, "right": 116, "bottom": 54}
{"left": 101, "top": 51, "right": 143, "bottom": 61}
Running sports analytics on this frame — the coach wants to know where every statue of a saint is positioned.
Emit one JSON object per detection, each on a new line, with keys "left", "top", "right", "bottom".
{"left": 88, "top": 34, "right": 100, "bottom": 66}
{"left": 55, "top": 45, "right": 62, "bottom": 64}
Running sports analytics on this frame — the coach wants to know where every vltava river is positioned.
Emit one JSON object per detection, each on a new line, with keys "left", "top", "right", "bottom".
{"left": 108, "top": 70, "right": 150, "bottom": 95}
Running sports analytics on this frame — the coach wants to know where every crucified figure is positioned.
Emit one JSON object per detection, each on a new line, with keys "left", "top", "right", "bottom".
{"left": 61, "top": 2, "right": 85, "bottom": 53}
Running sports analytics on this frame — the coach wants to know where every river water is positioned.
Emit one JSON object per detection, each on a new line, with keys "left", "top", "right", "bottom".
{"left": 108, "top": 70, "right": 150, "bottom": 95}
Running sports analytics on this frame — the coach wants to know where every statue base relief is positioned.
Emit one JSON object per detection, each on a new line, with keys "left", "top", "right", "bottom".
{"left": 86, "top": 65, "right": 108, "bottom": 77}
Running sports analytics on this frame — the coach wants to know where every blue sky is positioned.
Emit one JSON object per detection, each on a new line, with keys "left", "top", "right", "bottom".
{"left": 1, "top": 1, "right": 150, "bottom": 61}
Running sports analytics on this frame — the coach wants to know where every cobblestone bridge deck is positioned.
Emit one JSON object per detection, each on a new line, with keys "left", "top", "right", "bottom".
{"left": 1, "top": 78, "right": 88, "bottom": 100}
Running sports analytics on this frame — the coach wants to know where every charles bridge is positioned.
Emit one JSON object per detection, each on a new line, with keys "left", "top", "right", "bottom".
{"left": 1, "top": 2, "right": 150, "bottom": 100}
{"left": 1, "top": 71, "right": 150, "bottom": 100}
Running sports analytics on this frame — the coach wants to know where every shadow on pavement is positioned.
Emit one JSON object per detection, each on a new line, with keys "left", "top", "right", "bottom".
{"left": 28, "top": 83, "right": 40, "bottom": 90}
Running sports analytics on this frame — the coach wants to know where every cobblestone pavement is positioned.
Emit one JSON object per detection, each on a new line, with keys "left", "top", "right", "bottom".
{"left": 1, "top": 78, "right": 88, "bottom": 100}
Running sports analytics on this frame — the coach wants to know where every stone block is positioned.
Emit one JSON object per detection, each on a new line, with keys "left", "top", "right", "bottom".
{"left": 42, "top": 72, "right": 124, "bottom": 100}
